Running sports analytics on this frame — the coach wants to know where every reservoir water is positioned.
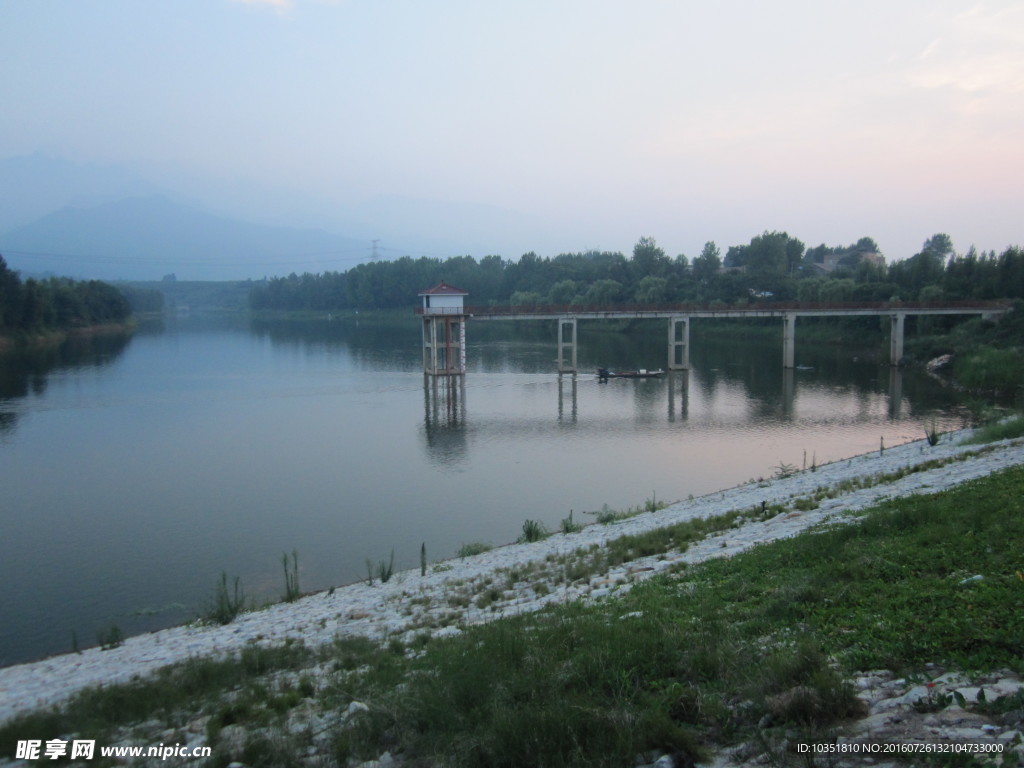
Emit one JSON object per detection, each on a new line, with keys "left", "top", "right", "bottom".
{"left": 0, "top": 314, "right": 970, "bottom": 666}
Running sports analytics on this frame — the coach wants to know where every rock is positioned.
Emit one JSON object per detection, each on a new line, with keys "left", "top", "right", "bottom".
{"left": 216, "top": 724, "right": 248, "bottom": 760}
{"left": 344, "top": 700, "right": 370, "bottom": 720}
{"left": 355, "top": 751, "right": 396, "bottom": 767}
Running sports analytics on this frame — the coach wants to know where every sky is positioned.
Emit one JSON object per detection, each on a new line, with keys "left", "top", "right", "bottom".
{"left": 2, "top": 0, "right": 1023, "bottom": 268}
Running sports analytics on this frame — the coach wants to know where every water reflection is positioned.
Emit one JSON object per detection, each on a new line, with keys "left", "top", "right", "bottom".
{"left": 422, "top": 375, "right": 467, "bottom": 465}
{"left": 557, "top": 375, "right": 577, "bottom": 424}
{"left": 667, "top": 370, "right": 689, "bottom": 422}
{"left": 0, "top": 332, "right": 133, "bottom": 435}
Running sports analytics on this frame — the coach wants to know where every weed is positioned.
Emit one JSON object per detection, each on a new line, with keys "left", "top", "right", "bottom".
{"left": 376, "top": 549, "right": 396, "bottom": 583}
{"left": 774, "top": 461, "right": 797, "bottom": 479}
{"left": 96, "top": 624, "right": 123, "bottom": 650}
{"left": 793, "top": 497, "right": 819, "bottom": 512}
{"left": 281, "top": 550, "right": 300, "bottom": 602}
{"left": 925, "top": 419, "right": 942, "bottom": 446}
{"left": 560, "top": 509, "right": 583, "bottom": 534}
{"left": 207, "top": 571, "right": 246, "bottom": 625}
{"left": 518, "top": 518, "right": 549, "bottom": 543}
{"left": 457, "top": 541, "right": 493, "bottom": 558}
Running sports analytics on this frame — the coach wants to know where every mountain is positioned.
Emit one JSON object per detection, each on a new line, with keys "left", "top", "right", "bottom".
{"left": 0, "top": 154, "right": 554, "bottom": 281}
{"left": 0, "top": 154, "right": 161, "bottom": 233}
{"left": 0, "top": 195, "right": 372, "bottom": 281}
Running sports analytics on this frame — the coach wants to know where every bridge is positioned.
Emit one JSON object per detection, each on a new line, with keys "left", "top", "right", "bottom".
{"left": 416, "top": 298, "right": 1010, "bottom": 374}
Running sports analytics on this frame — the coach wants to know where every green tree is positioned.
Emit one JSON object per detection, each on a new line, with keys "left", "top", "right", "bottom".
{"left": 630, "top": 237, "right": 670, "bottom": 280}
{"left": 548, "top": 280, "right": 579, "bottom": 305}
{"left": 692, "top": 241, "right": 721, "bottom": 283}
{"left": 0, "top": 254, "right": 22, "bottom": 330}
{"left": 634, "top": 276, "right": 669, "bottom": 305}
{"left": 584, "top": 279, "right": 623, "bottom": 305}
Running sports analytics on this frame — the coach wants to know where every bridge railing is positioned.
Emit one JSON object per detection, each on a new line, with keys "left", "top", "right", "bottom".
{"left": 414, "top": 299, "right": 1011, "bottom": 317}
{"left": 417, "top": 306, "right": 468, "bottom": 316}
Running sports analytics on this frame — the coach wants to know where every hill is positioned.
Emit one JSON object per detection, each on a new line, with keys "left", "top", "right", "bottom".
{"left": 0, "top": 194, "right": 371, "bottom": 282}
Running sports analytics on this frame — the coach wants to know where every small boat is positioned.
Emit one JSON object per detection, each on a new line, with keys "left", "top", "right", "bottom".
{"left": 597, "top": 367, "right": 665, "bottom": 380}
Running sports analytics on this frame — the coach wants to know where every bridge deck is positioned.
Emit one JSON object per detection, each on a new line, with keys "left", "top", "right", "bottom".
{"left": 415, "top": 300, "right": 1009, "bottom": 321}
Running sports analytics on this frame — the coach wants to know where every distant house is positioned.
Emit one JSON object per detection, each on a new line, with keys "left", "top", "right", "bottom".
{"left": 808, "top": 251, "right": 886, "bottom": 275}
{"left": 418, "top": 281, "right": 468, "bottom": 315}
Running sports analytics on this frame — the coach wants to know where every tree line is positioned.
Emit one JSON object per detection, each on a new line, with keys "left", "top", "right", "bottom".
{"left": 248, "top": 232, "right": 1024, "bottom": 312}
{"left": 0, "top": 254, "right": 132, "bottom": 333}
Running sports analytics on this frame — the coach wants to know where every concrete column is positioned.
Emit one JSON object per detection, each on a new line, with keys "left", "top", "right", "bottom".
{"left": 783, "top": 313, "right": 797, "bottom": 369}
{"left": 890, "top": 312, "right": 906, "bottom": 366}
{"left": 557, "top": 318, "right": 577, "bottom": 374}
{"left": 668, "top": 317, "right": 690, "bottom": 370}
{"left": 423, "top": 316, "right": 438, "bottom": 374}
{"left": 459, "top": 317, "right": 467, "bottom": 373}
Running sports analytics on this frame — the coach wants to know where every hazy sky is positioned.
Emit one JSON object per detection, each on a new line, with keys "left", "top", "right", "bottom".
{"left": 3, "top": 0, "right": 1022, "bottom": 263}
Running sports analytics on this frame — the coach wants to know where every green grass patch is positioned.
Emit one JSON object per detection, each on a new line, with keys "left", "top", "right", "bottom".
{"left": 963, "top": 415, "right": 1024, "bottom": 445}
{"left": 335, "top": 467, "right": 1024, "bottom": 765}
{"left": 457, "top": 541, "right": 493, "bottom": 558}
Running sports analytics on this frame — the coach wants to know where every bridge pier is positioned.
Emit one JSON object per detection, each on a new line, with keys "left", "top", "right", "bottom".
{"left": 558, "top": 318, "right": 578, "bottom": 374}
{"left": 783, "top": 313, "right": 797, "bottom": 369}
{"left": 668, "top": 317, "right": 689, "bottom": 370}
{"left": 890, "top": 312, "right": 906, "bottom": 365}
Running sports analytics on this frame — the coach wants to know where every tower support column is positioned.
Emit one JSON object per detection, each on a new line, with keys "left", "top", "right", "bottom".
{"left": 423, "top": 314, "right": 467, "bottom": 375}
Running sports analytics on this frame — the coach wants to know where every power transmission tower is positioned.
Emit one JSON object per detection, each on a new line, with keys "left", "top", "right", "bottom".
{"left": 371, "top": 239, "right": 380, "bottom": 261}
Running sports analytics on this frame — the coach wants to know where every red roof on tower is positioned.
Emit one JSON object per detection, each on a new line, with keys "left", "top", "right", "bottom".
{"left": 418, "top": 281, "right": 468, "bottom": 296}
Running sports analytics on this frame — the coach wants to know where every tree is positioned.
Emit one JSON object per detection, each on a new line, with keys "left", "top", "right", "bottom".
{"left": 630, "top": 237, "right": 670, "bottom": 280}
{"left": 0, "top": 254, "right": 22, "bottom": 330}
{"left": 548, "top": 280, "right": 579, "bottom": 305}
{"left": 692, "top": 241, "right": 721, "bottom": 283}
{"left": 584, "top": 279, "right": 623, "bottom": 305}
{"left": 634, "top": 276, "right": 669, "bottom": 305}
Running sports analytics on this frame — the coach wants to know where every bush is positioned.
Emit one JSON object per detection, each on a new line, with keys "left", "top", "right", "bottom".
{"left": 954, "top": 347, "right": 1024, "bottom": 393}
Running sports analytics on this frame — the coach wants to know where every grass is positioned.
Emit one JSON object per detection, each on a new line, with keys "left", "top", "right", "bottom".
{"left": 95, "top": 624, "right": 123, "bottom": 651}
{"left": 205, "top": 571, "right": 246, "bottom": 625}
{"left": 953, "top": 346, "right": 1024, "bottom": 394}
{"left": 457, "top": 541, "right": 493, "bottom": 558}
{"left": 560, "top": 509, "right": 583, "bottom": 533}
{"left": 376, "top": 549, "right": 395, "bottom": 583}
{"left": 6, "top": 465, "right": 1024, "bottom": 767}
{"left": 281, "top": 550, "right": 300, "bottom": 602}
{"left": 963, "top": 414, "right": 1024, "bottom": 444}
{"left": 518, "top": 518, "right": 549, "bottom": 543}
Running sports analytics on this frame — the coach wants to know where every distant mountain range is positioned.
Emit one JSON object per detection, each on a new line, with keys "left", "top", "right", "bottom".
{"left": 0, "top": 154, "right": 549, "bottom": 281}
{"left": 1, "top": 193, "right": 371, "bottom": 281}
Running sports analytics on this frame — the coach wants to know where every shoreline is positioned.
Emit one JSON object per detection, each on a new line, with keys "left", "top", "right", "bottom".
{"left": 0, "top": 322, "right": 135, "bottom": 354}
{"left": 3, "top": 428, "right": 1024, "bottom": 724}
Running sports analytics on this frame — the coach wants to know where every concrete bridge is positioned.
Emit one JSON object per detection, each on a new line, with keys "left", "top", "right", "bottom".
{"left": 417, "top": 299, "right": 1010, "bottom": 374}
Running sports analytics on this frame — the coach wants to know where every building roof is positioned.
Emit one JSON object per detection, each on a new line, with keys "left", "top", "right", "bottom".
{"left": 418, "top": 281, "right": 468, "bottom": 296}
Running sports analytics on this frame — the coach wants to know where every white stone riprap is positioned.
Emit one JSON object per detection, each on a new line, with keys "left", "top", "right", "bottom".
{"left": 2, "top": 430, "right": 1023, "bottom": 725}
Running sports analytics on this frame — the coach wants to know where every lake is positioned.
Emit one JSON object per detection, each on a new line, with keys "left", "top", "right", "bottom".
{"left": 0, "top": 313, "right": 970, "bottom": 666}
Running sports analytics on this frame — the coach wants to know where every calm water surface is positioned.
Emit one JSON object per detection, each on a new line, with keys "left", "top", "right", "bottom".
{"left": 0, "top": 315, "right": 969, "bottom": 666}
